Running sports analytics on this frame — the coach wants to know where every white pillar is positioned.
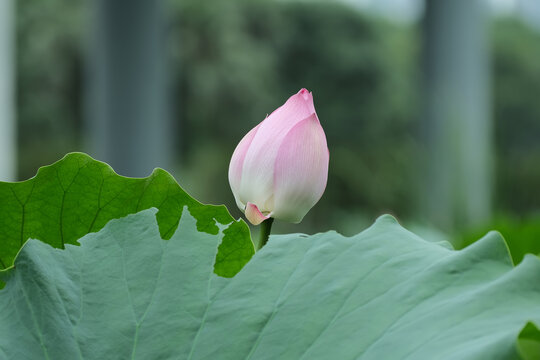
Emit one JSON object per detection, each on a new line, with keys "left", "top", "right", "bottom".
{"left": 0, "top": 0, "right": 16, "bottom": 181}
{"left": 86, "top": 0, "right": 172, "bottom": 177}
{"left": 421, "top": 0, "right": 493, "bottom": 230}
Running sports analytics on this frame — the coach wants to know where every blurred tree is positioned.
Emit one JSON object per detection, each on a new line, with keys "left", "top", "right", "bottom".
{"left": 14, "top": 0, "right": 540, "bottom": 234}
{"left": 421, "top": 0, "right": 493, "bottom": 231}
{"left": 16, "top": 0, "right": 84, "bottom": 179}
{"left": 492, "top": 18, "right": 540, "bottom": 216}
{"left": 0, "top": 0, "right": 16, "bottom": 181}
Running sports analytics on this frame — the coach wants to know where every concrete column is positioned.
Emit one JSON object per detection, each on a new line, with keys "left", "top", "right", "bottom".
{"left": 0, "top": 0, "right": 16, "bottom": 181}
{"left": 421, "top": 0, "right": 493, "bottom": 230}
{"left": 86, "top": 0, "right": 172, "bottom": 177}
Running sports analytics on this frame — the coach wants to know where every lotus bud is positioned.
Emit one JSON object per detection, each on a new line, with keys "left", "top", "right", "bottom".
{"left": 228, "top": 88, "right": 329, "bottom": 225}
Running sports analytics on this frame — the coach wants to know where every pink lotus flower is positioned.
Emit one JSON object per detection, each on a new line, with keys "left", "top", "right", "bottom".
{"left": 228, "top": 88, "right": 329, "bottom": 225}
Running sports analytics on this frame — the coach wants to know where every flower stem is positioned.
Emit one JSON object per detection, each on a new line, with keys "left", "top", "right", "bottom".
{"left": 258, "top": 218, "right": 274, "bottom": 250}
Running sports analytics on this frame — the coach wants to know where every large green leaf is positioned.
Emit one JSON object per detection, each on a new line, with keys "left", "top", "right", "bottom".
{"left": 1, "top": 208, "right": 540, "bottom": 359}
{"left": 0, "top": 153, "right": 252, "bottom": 277}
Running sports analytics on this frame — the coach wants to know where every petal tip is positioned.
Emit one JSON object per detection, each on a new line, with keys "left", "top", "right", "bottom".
{"left": 298, "top": 88, "right": 311, "bottom": 101}
{"left": 245, "top": 202, "right": 270, "bottom": 226}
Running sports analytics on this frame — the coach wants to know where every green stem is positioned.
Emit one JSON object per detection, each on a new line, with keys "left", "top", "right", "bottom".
{"left": 258, "top": 218, "right": 274, "bottom": 250}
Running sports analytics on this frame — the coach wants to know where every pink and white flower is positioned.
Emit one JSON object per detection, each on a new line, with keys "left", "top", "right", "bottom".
{"left": 228, "top": 88, "right": 329, "bottom": 225}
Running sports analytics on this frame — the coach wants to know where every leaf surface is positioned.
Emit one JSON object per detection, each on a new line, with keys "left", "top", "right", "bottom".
{"left": 1, "top": 209, "right": 540, "bottom": 359}
{"left": 0, "top": 153, "right": 252, "bottom": 277}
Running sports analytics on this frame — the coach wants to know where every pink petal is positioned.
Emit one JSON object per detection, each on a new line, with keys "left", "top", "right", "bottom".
{"left": 245, "top": 202, "right": 270, "bottom": 226}
{"left": 257, "top": 88, "right": 315, "bottom": 141}
{"left": 240, "top": 89, "right": 317, "bottom": 209}
{"left": 228, "top": 123, "right": 261, "bottom": 208}
{"left": 271, "top": 113, "right": 329, "bottom": 223}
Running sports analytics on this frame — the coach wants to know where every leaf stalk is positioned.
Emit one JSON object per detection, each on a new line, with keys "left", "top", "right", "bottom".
{"left": 257, "top": 218, "right": 274, "bottom": 250}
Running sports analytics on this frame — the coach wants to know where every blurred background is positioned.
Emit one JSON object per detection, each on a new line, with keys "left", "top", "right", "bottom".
{"left": 1, "top": 0, "right": 539, "bottom": 259}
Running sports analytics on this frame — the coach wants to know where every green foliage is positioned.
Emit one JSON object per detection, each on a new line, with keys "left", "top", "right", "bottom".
{"left": 2, "top": 208, "right": 540, "bottom": 359}
{"left": 459, "top": 214, "right": 540, "bottom": 264}
{"left": 0, "top": 153, "right": 253, "bottom": 277}
{"left": 518, "top": 323, "right": 540, "bottom": 360}
{"left": 492, "top": 18, "right": 540, "bottom": 216}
